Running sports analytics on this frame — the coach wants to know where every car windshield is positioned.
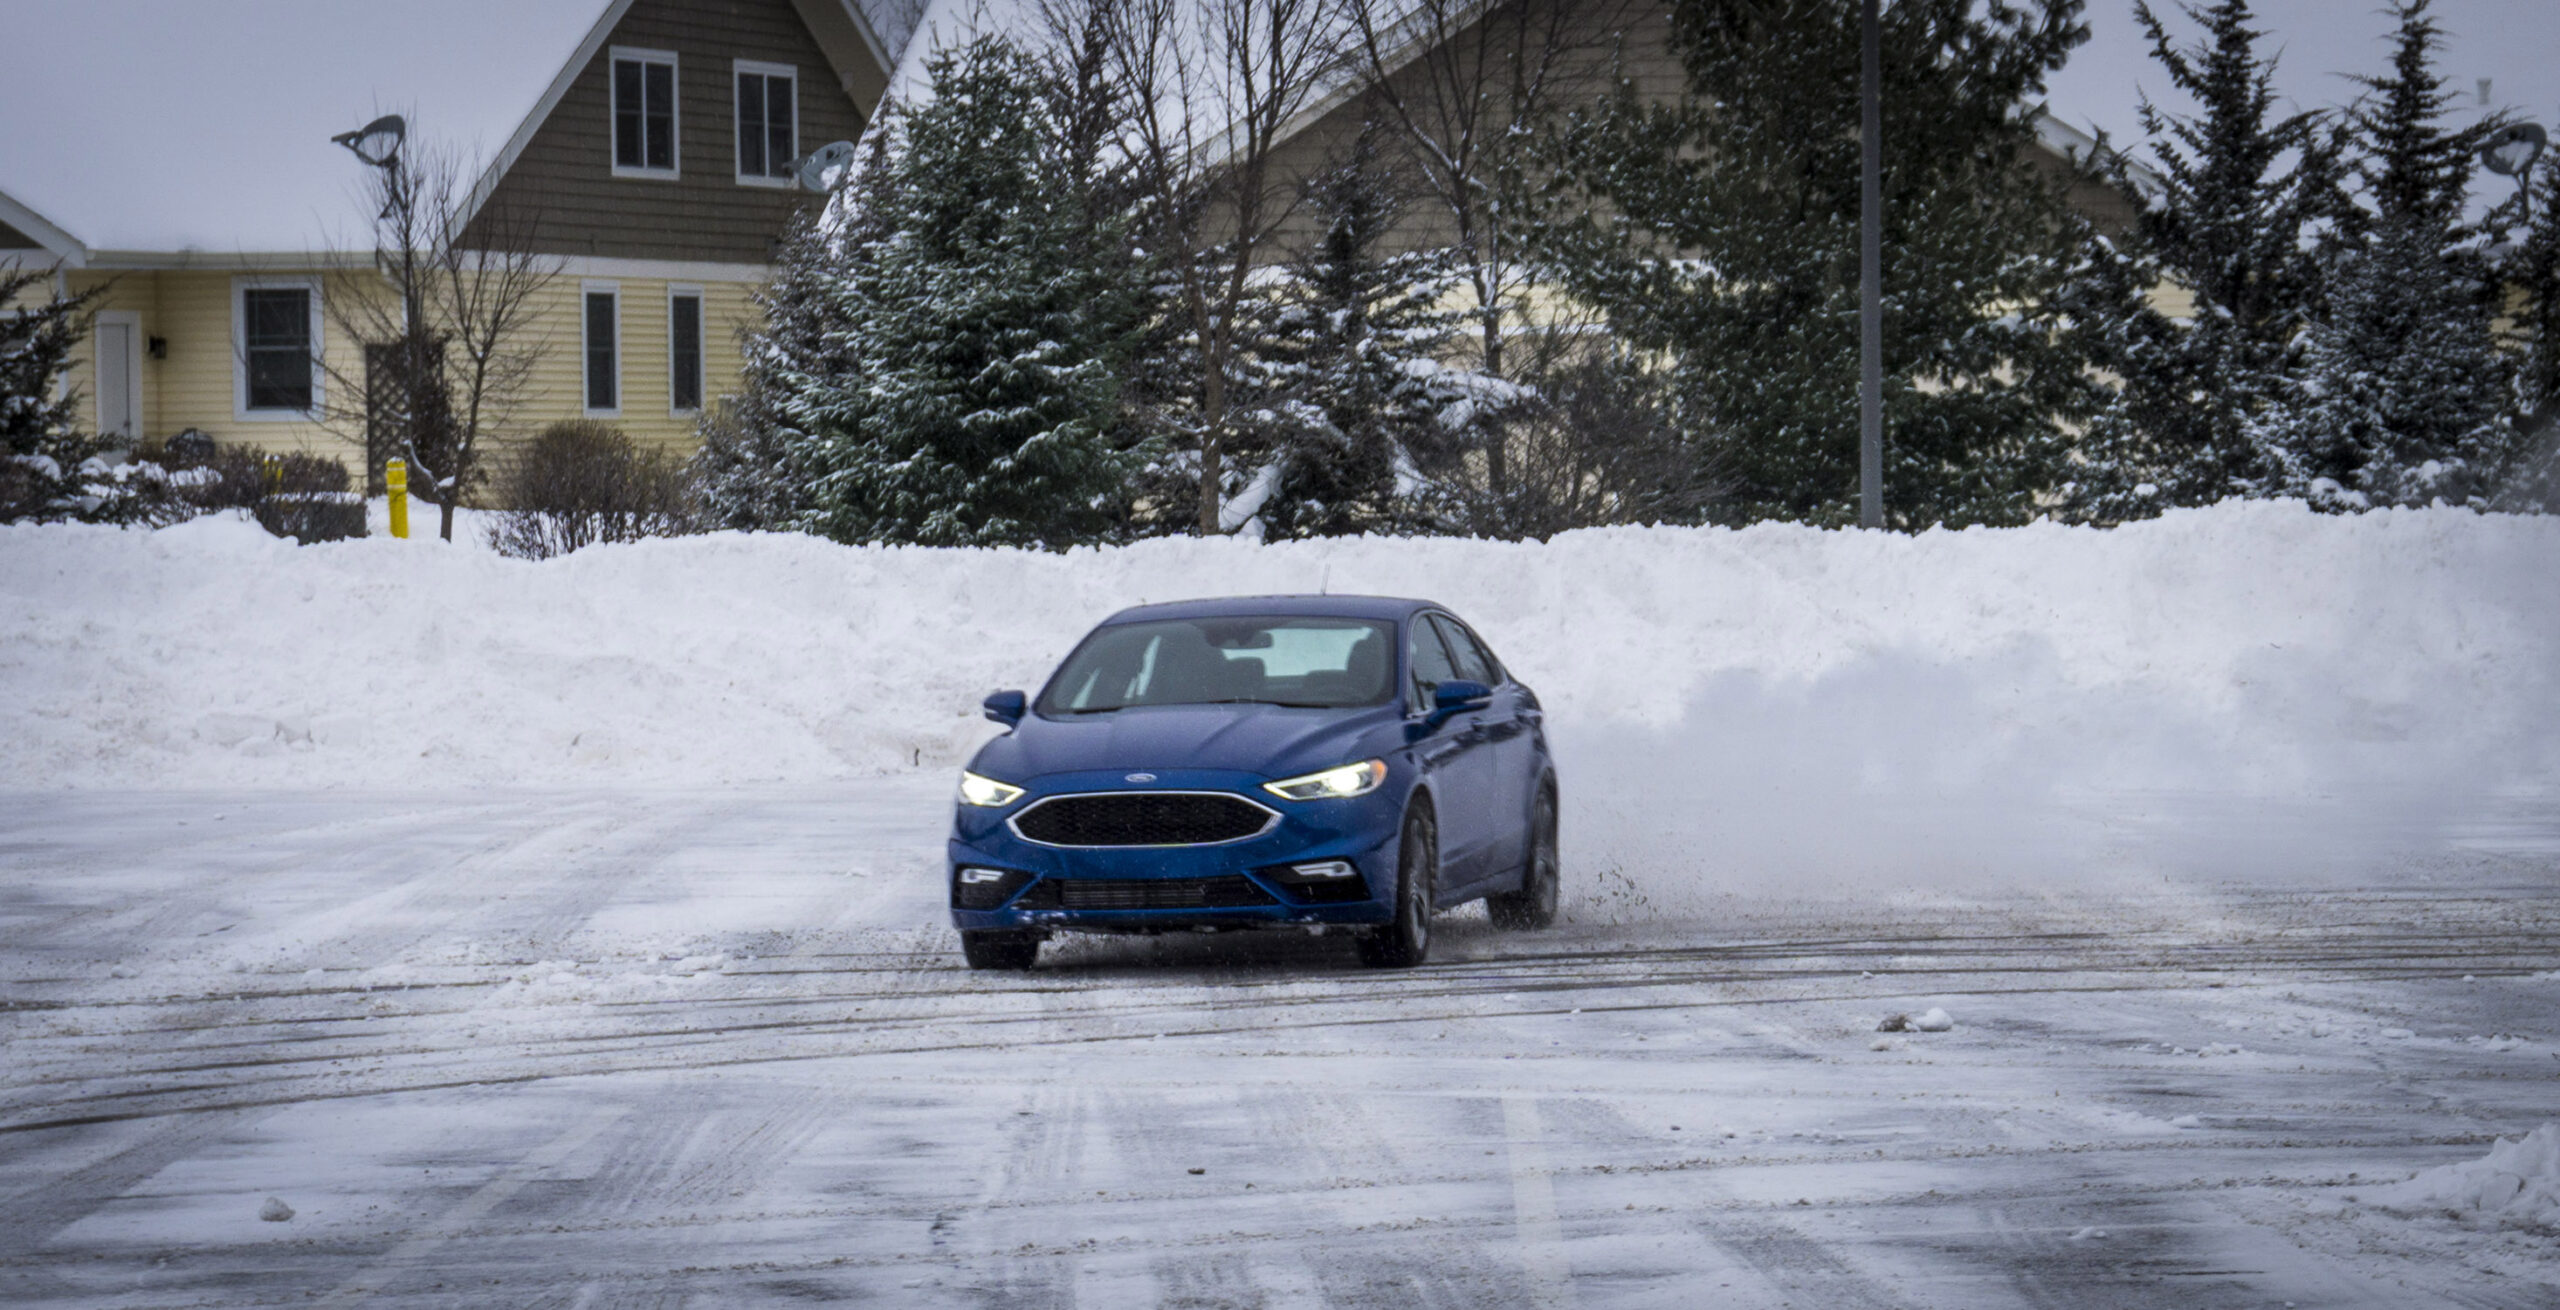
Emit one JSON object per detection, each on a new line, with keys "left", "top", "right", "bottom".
{"left": 1038, "top": 617, "right": 1397, "bottom": 714}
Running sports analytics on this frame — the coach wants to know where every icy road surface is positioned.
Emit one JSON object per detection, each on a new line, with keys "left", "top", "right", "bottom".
{"left": 2, "top": 781, "right": 2556, "bottom": 1308}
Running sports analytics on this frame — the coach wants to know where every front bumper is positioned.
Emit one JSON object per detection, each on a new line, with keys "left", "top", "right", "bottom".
{"left": 947, "top": 769, "right": 1403, "bottom": 934}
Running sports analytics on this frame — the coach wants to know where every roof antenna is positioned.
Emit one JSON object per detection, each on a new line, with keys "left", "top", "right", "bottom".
{"left": 1318, "top": 564, "right": 1331, "bottom": 596}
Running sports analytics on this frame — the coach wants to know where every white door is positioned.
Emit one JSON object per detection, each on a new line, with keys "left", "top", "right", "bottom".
{"left": 95, "top": 316, "right": 137, "bottom": 441}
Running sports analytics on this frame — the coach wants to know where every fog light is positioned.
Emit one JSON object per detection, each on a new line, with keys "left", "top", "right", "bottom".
{"left": 1289, "top": 860, "right": 1357, "bottom": 880}
{"left": 953, "top": 866, "right": 1036, "bottom": 911}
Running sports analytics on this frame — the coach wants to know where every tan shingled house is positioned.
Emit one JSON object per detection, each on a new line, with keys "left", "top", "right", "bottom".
{"left": 0, "top": 0, "right": 897, "bottom": 469}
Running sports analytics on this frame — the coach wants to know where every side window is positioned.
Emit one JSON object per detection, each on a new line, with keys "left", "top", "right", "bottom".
{"left": 734, "top": 61, "right": 798, "bottom": 184}
{"left": 1407, "top": 619, "right": 1461, "bottom": 711}
{"left": 238, "top": 285, "right": 316, "bottom": 413}
{"left": 667, "top": 287, "right": 704, "bottom": 414}
{"left": 582, "top": 284, "right": 620, "bottom": 415}
{"left": 610, "top": 50, "right": 679, "bottom": 177}
{"left": 1431, "top": 615, "right": 1498, "bottom": 686}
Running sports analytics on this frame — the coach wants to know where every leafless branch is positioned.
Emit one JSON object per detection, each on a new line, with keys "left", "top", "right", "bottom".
{"left": 317, "top": 136, "right": 560, "bottom": 541}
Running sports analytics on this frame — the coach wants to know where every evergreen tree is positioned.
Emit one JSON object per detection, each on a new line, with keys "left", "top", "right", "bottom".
{"left": 1531, "top": 0, "right": 2107, "bottom": 529}
{"left": 0, "top": 267, "right": 162, "bottom": 524}
{"left": 2499, "top": 142, "right": 2560, "bottom": 510}
{"left": 2071, "top": 0, "right": 2342, "bottom": 519}
{"left": 2249, "top": 0, "right": 2512, "bottom": 510}
{"left": 773, "top": 35, "right": 1153, "bottom": 548}
{"left": 690, "top": 209, "right": 847, "bottom": 531}
{"left": 1240, "top": 132, "right": 1473, "bottom": 539}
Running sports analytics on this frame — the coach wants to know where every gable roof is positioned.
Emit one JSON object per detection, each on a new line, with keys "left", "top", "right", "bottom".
{"left": 0, "top": 0, "right": 899, "bottom": 265}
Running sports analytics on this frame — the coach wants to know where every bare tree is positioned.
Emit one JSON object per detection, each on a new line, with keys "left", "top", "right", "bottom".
{"left": 1343, "top": 0, "right": 1634, "bottom": 501}
{"left": 1491, "top": 315, "right": 1730, "bottom": 533}
{"left": 1086, "top": 0, "right": 1351, "bottom": 534}
{"left": 322, "top": 139, "right": 559, "bottom": 541}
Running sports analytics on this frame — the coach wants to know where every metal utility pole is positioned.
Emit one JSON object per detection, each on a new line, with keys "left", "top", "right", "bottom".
{"left": 1858, "top": 0, "right": 1884, "bottom": 530}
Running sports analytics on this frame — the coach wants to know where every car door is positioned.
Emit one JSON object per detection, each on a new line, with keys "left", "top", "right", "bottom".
{"left": 1430, "top": 614, "right": 1535, "bottom": 880}
{"left": 1409, "top": 614, "right": 1497, "bottom": 893}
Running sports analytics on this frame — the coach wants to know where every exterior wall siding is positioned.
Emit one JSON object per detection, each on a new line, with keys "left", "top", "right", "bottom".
{"left": 1255, "top": 0, "right": 1676, "bottom": 261}
{"left": 1263, "top": 1, "right": 2138, "bottom": 262}
{"left": 464, "top": 0, "right": 867, "bottom": 263}
{"left": 60, "top": 268, "right": 374, "bottom": 465}
{"left": 55, "top": 264, "right": 763, "bottom": 487}
{"left": 508, "top": 270, "right": 761, "bottom": 456}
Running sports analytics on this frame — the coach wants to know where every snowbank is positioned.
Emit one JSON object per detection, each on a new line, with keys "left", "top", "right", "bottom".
{"left": 2371, "top": 1125, "right": 2560, "bottom": 1228}
{"left": 3, "top": 503, "right": 2555, "bottom": 894}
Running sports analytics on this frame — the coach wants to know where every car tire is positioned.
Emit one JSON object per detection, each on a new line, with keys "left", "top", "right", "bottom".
{"left": 960, "top": 930, "right": 1040, "bottom": 970}
{"left": 1358, "top": 805, "right": 1436, "bottom": 968}
{"left": 1488, "top": 783, "right": 1559, "bottom": 931}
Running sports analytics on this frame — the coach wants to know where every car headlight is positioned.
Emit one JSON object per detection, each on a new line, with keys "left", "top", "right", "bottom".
{"left": 957, "top": 771, "right": 1026, "bottom": 807}
{"left": 1263, "top": 759, "right": 1388, "bottom": 801}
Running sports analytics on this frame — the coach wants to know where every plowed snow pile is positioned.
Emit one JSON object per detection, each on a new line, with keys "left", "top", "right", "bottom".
{"left": 2372, "top": 1125, "right": 2560, "bottom": 1228}
{"left": 4, "top": 502, "right": 2554, "bottom": 892}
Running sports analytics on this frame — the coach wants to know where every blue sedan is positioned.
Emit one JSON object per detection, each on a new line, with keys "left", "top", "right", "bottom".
{"left": 948, "top": 596, "right": 1559, "bottom": 969}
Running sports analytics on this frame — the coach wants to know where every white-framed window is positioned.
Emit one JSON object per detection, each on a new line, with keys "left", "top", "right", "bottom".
{"left": 666, "top": 284, "right": 705, "bottom": 415}
{"left": 231, "top": 275, "right": 323, "bottom": 421}
{"left": 93, "top": 309, "right": 142, "bottom": 441}
{"left": 733, "top": 59, "right": 798, "bottom": 186}
{"left": 610, "top": 47, "right": 680, "bottom": 178}
{"left": 581, "top": 281, "right": 621, "bottom": 416}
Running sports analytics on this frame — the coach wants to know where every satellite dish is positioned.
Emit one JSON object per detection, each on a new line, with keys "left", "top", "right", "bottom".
{"left": 793, "top": 140, "right": 861, "bottom": 193}
{"left": 331, "top": 114, "right": 408, "bottom": 168}
{"left": 2481, "top": 122, "right": 2546, "bottom": 178}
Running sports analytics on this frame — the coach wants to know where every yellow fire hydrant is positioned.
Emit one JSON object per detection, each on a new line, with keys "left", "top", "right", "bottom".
{"left": 386, "top": 458, "right": 409, "bottom": 540}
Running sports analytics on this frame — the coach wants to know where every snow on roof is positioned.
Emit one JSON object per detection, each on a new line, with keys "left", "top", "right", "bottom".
{"left": 0, "top": 0, "right": 610, "bottom": 259}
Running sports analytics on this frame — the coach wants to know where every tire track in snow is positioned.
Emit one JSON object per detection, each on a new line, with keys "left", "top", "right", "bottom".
{"left": 8, "top": 927, "right": 2550, "bottom": 1134}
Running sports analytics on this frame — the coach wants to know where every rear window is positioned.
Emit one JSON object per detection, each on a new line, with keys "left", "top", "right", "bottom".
{"left": 1039, "top": 617, "right": 1397, "bottom": 714}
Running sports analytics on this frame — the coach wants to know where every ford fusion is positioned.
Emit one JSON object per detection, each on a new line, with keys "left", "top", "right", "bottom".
{"left": 948, "top": 596, "right": 1559, "bottom": 970}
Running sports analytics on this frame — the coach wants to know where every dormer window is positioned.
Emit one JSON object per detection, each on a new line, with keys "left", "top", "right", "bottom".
{"left": 611, "top": 48, "right": 679, "bottom": 178}
{"left": 734, "top": 60, "right": 798, "bottom": 186}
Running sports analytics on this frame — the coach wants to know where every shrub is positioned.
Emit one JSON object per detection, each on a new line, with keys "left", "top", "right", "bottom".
{"left": 142, "top": 432, "right": 364, "bottom": 542}
{"left": 488, "top": 420, "right": 693, "bottom": 560}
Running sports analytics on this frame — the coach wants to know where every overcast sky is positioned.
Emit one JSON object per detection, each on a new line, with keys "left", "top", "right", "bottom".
{"left": 2046, "top": 0, "right": 2555, "bottom": 157}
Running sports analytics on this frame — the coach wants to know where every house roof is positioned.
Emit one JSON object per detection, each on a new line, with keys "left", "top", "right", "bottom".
{"left": 0, "top": 0, "right": 902, "bottom": 265}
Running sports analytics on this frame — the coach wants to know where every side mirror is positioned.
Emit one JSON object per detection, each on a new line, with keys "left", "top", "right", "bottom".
{"left": 982, "top": 689, "right": 1027, "bottom": 727}
{"left": 1431, "top": 679, "right": 1492, "bottom": 714}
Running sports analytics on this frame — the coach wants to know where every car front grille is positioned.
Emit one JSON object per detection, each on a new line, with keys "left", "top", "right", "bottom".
{"left": 1011, "top": 792, "right": 1276, "bottom": 847}
{"left": 1014, "top": 876, "right": 1278, "bottom": 912}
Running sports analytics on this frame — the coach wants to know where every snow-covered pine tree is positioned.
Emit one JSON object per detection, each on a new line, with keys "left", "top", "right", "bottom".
{"left": 0, "top": 267, "right": 161, "bottom": 524}
{"left": 1531, "top": 0, "right": 2107, "bottom": 529}
{"left": 2500, "top": 145, "right": 2560, "bottom": 510}
{"left": 781, "top": 34, "right": 1153, "bottom": 548}
{"left": 2070, "top": 0, "right": 2343, "bottom": 520}
{"left": 2248, "top": 0, "right": 2512, "bottom": 510}
{"left": 1239, "top": 131, "right": 1471, "bottom": 540}
{"left": 689, "top": 205, "right": 853, "bottom": 532}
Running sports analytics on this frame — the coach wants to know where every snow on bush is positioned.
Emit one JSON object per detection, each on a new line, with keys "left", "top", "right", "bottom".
{"left": 1, "top": 502, "right": 2554, "bottom": 897}
{"left": 2370, "top": 1125, "right": 2560, "bottom": 1228}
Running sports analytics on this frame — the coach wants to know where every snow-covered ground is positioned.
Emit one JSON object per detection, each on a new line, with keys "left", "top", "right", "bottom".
{"left": 0, "top": 784, "right": 2554, "bottom": 1307}
{"left": 2, "top": 506, "right": 2556, "bottom": 1304}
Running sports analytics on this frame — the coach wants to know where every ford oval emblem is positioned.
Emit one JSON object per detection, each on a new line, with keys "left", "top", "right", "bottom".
{"left": 1125, "top": 772, "right": 1158, "bottom": 783}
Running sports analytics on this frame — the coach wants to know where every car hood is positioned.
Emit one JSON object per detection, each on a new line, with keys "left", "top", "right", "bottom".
{"left": 973, "top": 702, "right": 1401, "bottom": 783}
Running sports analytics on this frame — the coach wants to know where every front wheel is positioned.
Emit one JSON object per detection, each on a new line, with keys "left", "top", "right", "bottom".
{"left": 960, "top": 929, "right": 1039, "bottom": 970}
{"left": 1488, "top": 785, "right": 1559, "bottom": 931}
{"left": 1358, "top": 806, "right": 1437, "bottom": 968}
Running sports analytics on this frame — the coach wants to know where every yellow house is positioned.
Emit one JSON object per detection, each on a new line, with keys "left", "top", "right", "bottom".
{"left": 0, "top": 0, "right": 902, "bottom": 475}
